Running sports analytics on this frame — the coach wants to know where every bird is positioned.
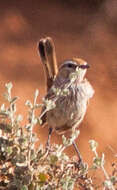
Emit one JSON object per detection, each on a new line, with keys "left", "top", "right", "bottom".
{"left": 38, "top": 37, "right": 94, "bottom": 164}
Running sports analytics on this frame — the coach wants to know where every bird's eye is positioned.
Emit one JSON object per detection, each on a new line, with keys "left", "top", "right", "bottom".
{"left": 67, "top": 63, "right": 73, "bottom": 68}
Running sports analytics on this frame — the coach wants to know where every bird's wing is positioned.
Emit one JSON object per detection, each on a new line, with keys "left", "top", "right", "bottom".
{"left": 39, "top": 79, "right": 65, "bottom": 126}
{"left": 39, "top": 88, "right": 57, "bottom": 126}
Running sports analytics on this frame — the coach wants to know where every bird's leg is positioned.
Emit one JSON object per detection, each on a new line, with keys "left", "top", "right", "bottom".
{"left": 46, "top": 127, "right": 53, "bottom": 150}
{"left": 72, "top": 141, "right": 84, "bottom": 166}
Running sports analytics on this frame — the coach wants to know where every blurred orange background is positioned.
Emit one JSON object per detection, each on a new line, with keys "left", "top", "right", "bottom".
{"left": 0, "top": 0, "right": 117, "bottom": 176}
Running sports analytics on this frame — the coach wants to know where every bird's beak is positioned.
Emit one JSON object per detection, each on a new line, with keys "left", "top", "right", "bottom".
{"left": 79, "top": 63, "right": 90, "bottom": 69}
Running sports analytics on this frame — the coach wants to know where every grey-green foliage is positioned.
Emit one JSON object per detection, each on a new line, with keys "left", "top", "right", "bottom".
{"left": 0, "top": 83, "right": 117, "bottom": 190}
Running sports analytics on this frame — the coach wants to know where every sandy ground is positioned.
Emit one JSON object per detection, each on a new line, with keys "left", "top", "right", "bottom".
{"left": 0, "top": 0, "right": 117, "bottom": 177}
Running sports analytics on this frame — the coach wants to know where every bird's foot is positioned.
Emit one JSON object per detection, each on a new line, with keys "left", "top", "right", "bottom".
{"left": 75, "top": 159, "right": 88, "bottom": 174}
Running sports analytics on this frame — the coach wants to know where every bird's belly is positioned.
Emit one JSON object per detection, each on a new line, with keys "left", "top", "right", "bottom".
{"left": 47, "top": 92, "right": 87, "bottom": 131}
{"left": 47, "top": 96, "right": 69, "bottom": 127}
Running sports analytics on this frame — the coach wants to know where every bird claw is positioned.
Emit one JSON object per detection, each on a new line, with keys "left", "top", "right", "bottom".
{"left": 74, "top": 158, "right": 85, "bottom": 170}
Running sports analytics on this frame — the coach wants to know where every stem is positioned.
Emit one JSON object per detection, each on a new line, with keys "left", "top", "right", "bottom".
{"left": 101, "top": 165, "right": 115, "bottom": 190}
{"left": 28, "top": 90, "right": 38, "bottom": 168}
{"left": 38, "top": 108, "right": 48, "bottom": 120}
{"left": 28, "top": 108, "right": 34, "bottom": 167}
{"left": 94, "top": 150, "right": 98, "bottom": 157}
{"left": 94, "top": 150, "right": 115, "bottom": 190}
{"left": 9, "top": 103, "right": 14, "bottom": 127}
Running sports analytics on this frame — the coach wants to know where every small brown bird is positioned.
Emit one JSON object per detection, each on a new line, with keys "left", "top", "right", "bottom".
{"left": 38, "top": 37, "right": 94, "bottom": 163}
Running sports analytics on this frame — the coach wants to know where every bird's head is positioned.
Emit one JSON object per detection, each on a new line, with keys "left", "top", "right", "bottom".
{"left": 58, "top": 58, "right": 89, "bottom": 82}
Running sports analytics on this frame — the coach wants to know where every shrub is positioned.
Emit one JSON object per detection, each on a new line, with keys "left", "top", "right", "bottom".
{"left": 0, "top": 83, "right": 116, "bottom": 190}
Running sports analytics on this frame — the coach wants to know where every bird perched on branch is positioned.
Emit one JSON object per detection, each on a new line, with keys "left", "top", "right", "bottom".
{"left": 38, "top": 37, "right": 94, "bottom": 164}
